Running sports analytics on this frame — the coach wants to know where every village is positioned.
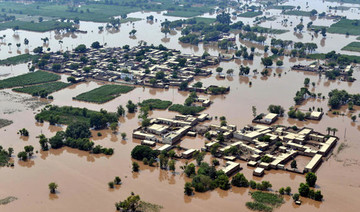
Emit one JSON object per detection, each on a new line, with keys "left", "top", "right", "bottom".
{"left": 132, "top": 111, "right": 337, "bottom": 178}
{"left": 39, "top": 44, "right": 233, "bottom": 91}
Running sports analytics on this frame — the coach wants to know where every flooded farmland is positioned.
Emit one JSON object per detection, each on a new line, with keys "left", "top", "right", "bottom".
{"left": 1, "top": 0, "right": 360, "bottom": 211}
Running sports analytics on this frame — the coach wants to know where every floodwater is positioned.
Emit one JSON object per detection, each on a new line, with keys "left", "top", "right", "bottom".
{"left": 1, "top": 0, "right": 360, "bottom": 211}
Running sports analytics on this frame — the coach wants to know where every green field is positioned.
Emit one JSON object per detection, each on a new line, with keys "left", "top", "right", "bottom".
{"left": 238, "top": 11, "right": 263, "bottom": 18}
{"left": 269, "top": 5, "right": 295, "bottom": 10}
{"left": 251, "top": 26, "right": 288, "bottom": 34}
{"left": 13, "top": 81, "right": 70, "bottom": 95}
{"left": 0, "top": 1, "right": 214, "bottom": 22}
{"left": 168, "top": 104, "right": 205, "bottom": 115}
{"left": 35, "top": 105, "right": 118, "bottom": 125}
{"left": 192, "top": 17, "right": 216, "bottom": 24}
{"left": 246, "top": 191, "right": 284, "bottom": 212}
{"left": 74, "top": 84, "right": 135, "bottom": 103}
{"left": 283, "top": 10, "right": 311, "bottom": 16}
{"left": 341, "top": 42, "right": 360, "bottom": 52}
{"left": 0, "top": 20, "right": 73, "bottom": 32}
{"left": 328, "top": 19, "right": 360, "bottom": 35}
{"left": 0, "top": 54, "right": 40, "bottom": 65}
{"left": 139, "top": 99, "right": 172, "bottom": 110}
{"left": 0, "top": 71, "right": 60, "bottom": 89}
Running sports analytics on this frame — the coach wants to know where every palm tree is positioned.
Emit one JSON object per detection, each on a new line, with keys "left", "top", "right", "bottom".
{"left": 7, "top": 43, "right": 11, "bottom": 51}
{"left": 16, "top": 43, "right": 21, "bottom": 50}
{"left": 326, "top": 127, "right": 332, "bottom": 135}
{"left": 331, "top": 128, "right": 338, "bottom": 136}
{"left": 48, "top": 182, "right": 58, "bottom": 194}
{"left": 226, "top": 69, "right": 234, "bottom": 76}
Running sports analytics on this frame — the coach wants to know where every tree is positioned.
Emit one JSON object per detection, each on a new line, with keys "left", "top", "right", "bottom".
{"left": 184, "top": 182, "right": 193, "bottom": 196}
{"left": 114, "top": 176, "right": 121, "bottom": 185}
{"left": 132, "top": 162, "right": 140, "bottom": 172}
{"left": 19, "top": 128, "right": 29, "bottom": 136}
{"left": 351, "top": 115, "right": 357, "bottom": 122}
{"left": 252, "top": 106, "right": 257, "bottom": 118}
{"left": 110, "top": 122, "right": 118, "bottom": 132}
{"left": 169, "top": 159, "right": 176, "bottom": 173}
{"left": 17, "top": 151, "right": 27, "bottom": 161}
{"left": 216, "top": 67, "right": 223, "bottom": 75}
{"left": 261, "top": 57, "right": 273, "bottom": 67}
{"left": 184, "top": 163, "right": 196, "bottom": 177}
{"left": 304, "top": 78, "right": 310, "bottom": 86}
{"left": 279, "top": 187, "right": 285, "bottom": 195}
{"left": 331, "top": 128, "right": 338, "bottom": 136}
{"left": 293, "top": 193, "right": 300, "bottom": 201}
{"left": 65, "top": 122, "right": 91, "bottom": 139}
{"left": 129, "top": 29, "right": 137, "bottom": 36}
{"left": 121, "top": 132, "right": 127, "bottom": 139}
{"left": 276, "top": 60, "right": 283, "bottom": 66}
{"left": 314, "top": 190, "right": 323, "bottom": 201}
{"left": 74, "top": 44, "right": 87, "bottom": 53}
{"left": 117, "top": 105, "right": 125, "bottom": 116}
{"left": 298, "top": 183, "right": 310, "bottom": 197}
{"left": 48, "top": 182, "right": 58, "bottom": 194}
{"left": 291, "top": 160, "right": 297, "bottom": 169}
{"left": 231, "top": 173, "right": 249, "bottom": 187}
{"left": 305, "top": 172, "right": 317, "bottom": 187}
{"left": 216, "top": 12, "right": 231, "bottom": 25}
{"left": 91, "top": 41, "right": 101, "bottom": 49}
{"left": 216, "top": 174, "right": 230, "bottom": 190}
{"left": 126, "top": 100, "right": 137, "bottom": 113}
{"left": 326, "top": 127, "right": 332, "bottom": 135}
{"left": 116, "top": 193, "right": 141, "bottom": 211}
{"left": 108, "top": 181, "right": 115, "bottom": 188}
{"left": 161, "top": 27, "right": 170, "bottom": 37}
{"left": 285, "top": 186, "right": 291, "bottom": 195}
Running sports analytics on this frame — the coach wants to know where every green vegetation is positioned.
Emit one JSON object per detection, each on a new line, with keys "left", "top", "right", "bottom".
{"left": 13, "top": 81, "right": 70, "bottom": 97}
{"left": 250, "top": 26, "right": 288, "bottom": 34}
{"left": 238, "top": 11, "right": 263, "bottom": 17}
{"left": 341, "top": 42, "right": 360, "bottom": 52}
{"left": 74, "top": 84, "right": 134, "bottom": 103}
{"left": 0, "top": 71, "right": 60, "bottom": 89}
{"left": 139, "top": 99, "right": 172, "bottom": 110}
{"left": 246, "top": 191, "right": 284, "bottom": 212}
{"left": 269, "top": 5, "right": 295, "bottom": 10}
{"left": 0, "top": 0, "right": 216, "bottom": 23}
{"left": 165, "top": 10, "right": 208, "bottom": 17}
{"left": 328, "top": 19, "right": 360, "bottom": 35}
{"left": 283, "top": 10, "right": 311, "bottom": 16}
{"left": 307, "top": 51, "right": 360, "bottom": 64}
{"left": 35, "top": 105, "right": 118, "bottom": 128}
{"left": 169, "top": 104, "right": 205, "bottom": 115}
{"left": 48, "top": 182, "right": 58, "bottom": 194}
{"left": 0, "top": 54, "right": 40, "bottom": 65}
{"left": 0, "top": 196, "right": 17, "bottom": 205}
{"left": 0, "top": 20, "right": 73, "bottom": 32}
{"left": 0, "top": 146, "right": 12, "bottom": 166}
{"left": 131, "top": 145, "right": 159, "bottom": 161}
{"left": 0, "top": 119, "right": 13, "bottom": 129}
{"left": 328, "top": 89, "right": 360, "bottom": 109}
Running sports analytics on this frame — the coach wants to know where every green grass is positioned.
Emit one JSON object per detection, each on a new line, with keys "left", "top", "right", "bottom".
{"left": 74, "top": 84, "right": 134, "bottom": 103}
{"left": 164, "top": 10, "right": 208, "bottom": 17}
{"left": 246, "top": 202, "right": 273, "bottom": 212}
{"left": 139, "top": 99, "right": 172, "bottom": 110}
{"left": 283, "top": 10, "right": 311, "bottom": 16}
{"left": 269, "top": 5, "right": 295, "bottom": 10}
{"left": 168, "top": 104, "right": 205, "bottom": 115}
{"left": 246, "top": 191, "right": 284, "bottom": 212}
{"left": 251, "top": 26, "right": 288, "bottom": 34}
{"left": 192, "top": 17, "right": 216, "bottom": 24}
{"left": 341, "top": 42, "right": 360, "bottom": 52}
{"left": 251, "top": 191, "right": 284, "bottom": 206}
{"left": 238, "top": 11, "right": 263, "bottom": 17}
{"left": 12, "top": 81, "right": 70, "bottom": 95}
{"left": 328, "top": 19, "right": 360, "bottom": 35}
{"left": 35, "top": 105, "right": 117, "bottom": 125}
{"left": 0, "top": 54, "right": 40, "bottom": 65}
{"left": 0, "top": 71, "right": 60, "bottom": 89}
{"left": 138, "top": 201, "right": 163, "bottom": 212}
{"left": 0, "top": 1, "right": 214, "bottom": 22}
{"left": 0, "top": 20, "right": 73, "bottom": 32}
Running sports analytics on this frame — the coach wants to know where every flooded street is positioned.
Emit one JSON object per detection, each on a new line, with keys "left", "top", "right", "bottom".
{"left": 1, "top": 0, "right": 360, "bottom": 211}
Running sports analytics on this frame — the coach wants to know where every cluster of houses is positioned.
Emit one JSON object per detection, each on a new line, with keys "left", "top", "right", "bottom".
{"left": 204, "top": 123, "right": 337, "bottom": 177}
{"left": 41, "top": 44, "right": 221, "bottom": 88}
{"left": 291, "top": 63, "right": 355, "bottom": 81}
{"left": 132, "top": 111, "right": 337, "bottom": 177}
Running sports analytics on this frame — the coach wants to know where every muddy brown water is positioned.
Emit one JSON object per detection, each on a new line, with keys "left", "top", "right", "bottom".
{"left": 1, "top": 1, "right": 360, "bottom": 211}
